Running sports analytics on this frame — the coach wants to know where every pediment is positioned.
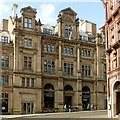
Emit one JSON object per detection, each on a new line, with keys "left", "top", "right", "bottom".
{"left": 20, "top": 6, "right": 37, "bottom": 14}
{"left": 60, "top": 7, "right": 77, "bottom": 16}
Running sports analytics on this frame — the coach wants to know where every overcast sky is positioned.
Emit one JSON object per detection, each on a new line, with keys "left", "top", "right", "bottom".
{"left": 0, "top": 0, "right": 104, "bottom": 32}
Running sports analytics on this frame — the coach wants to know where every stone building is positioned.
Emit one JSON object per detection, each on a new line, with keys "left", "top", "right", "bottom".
{"left": 102, "top": 0, "right": 120, "bottom": 118}
{"left": 0, "top": 5, "right": 107, "bottom": 114}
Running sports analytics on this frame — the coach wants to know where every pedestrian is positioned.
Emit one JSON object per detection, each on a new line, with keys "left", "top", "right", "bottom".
{"left": 64, "top": 104, "right": 67, "bottom": 112}
{"left": 68, "top": 105, "right": 71, "bottom": 112}
{"left": 91, "top": 103, "right": 94, "bottom": 111}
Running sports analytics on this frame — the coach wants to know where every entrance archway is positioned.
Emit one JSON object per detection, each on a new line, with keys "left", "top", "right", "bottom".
{"left": 113, "top": 81, "right": 120, "bottom": 115}
{"left": 64, "top": 85, "right": 73, "bottom": 108}
{"left": 82, "top": 86, "right": 90, "bottom": 110}
{"left": 44, "top": 83, "right": 54, "bottom": 108}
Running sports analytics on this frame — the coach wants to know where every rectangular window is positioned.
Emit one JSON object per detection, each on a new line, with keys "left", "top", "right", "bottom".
{"left": 70, "top": 48, "right": 73, "bottom": 55}
{"left": 22, "top": 77, "right": 25, "bottom": 87}
{"left": 44, "top": 44, "right": 47, "bottom": 52}
{"left": 24, "top": 38, "right": 32, "bottom": 47}
{"left": 24, "top": 17, "right": 32, "bottom": 29}
{"left": 51, "top": 45, "right": 55, "bottom": 52}
{"left": 5, "top": 56, "right": 9, "bottom": 68}
{"left": 64, "top": 25, "right": 72, "bottom": 38}
{"left": 31, "top": 78, "right": 34, "bottom": 87}
{"left": 88, "top": 66, "right": 91, "bottom": 76}
{"left": 1, "top": 36, "right": 8, "bottom": 43}
{"left": 64, "top": 47, "right": 73, "bottom": 55}
{"left": 24, "top": 56, "right": 27, "bottom": 69}
{"left": 24, "top": 56, "right": 32, "bottom": 70}
{"left": 28, "top": 57, "right": 32, "bottom": 70}
{"left": 44, "top": 44, "right": 55, "bottom": 53}
{"left": 81, "top": 50, "right": 84, "bottom": 56}
{"left": 1, "top": 55, "right": 9, "bottom": 68}
{"left": 71, "top": 64, "right": 74, "bottom": 76}
{"left": 103, "top": 64, "right": 107, "bottom": 80}
{"left": 88, "top": 51, "right": 90, "bottom": 57}
{"left": 64, "top": 63, "right": 74, "bottom": 76}
{"left": 84, "top": 50, "right": 87, "bottom": 57}
{"left": 43, "top": 28, "right": 52, "bottom": 35}
{"left": 68, "top": 64, "right": 70, "bottom": 75}
{"left": 28, "top": 18, "right": 32, "bottom": 28}
{"left": 44, "top": 60, "right": 55, "bottom": 74}
{"left": 85, "top": 66, "right": 87, "bottom": 76}
{"left": 1, "top": 56, "right": 5, "bottom": 68}
{"left": 26, "top": 78, "right": 30, "bottom": 87}
{"left": 1, "top": 75, "right": 9, "bottom": 86}
{"left": 81, "top": 65, "right": 91, "bottom": 77}
{"left": 48, "top": 45, "right": 51, "bottom": 52}
{"left": 64, "top": 63, "right": 67, "bottom": 75}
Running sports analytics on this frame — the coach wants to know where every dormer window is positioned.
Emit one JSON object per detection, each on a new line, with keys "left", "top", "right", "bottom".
{"left": 24, "top": 17, "right": 32, "bottom": 28}
{"left": 65, "top": 25, "right": 72, "bottom": 38}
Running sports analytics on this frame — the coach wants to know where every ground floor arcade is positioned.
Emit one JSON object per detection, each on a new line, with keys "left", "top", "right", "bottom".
{"left": 1, "top": 78, "right": 107, "bottom": 114}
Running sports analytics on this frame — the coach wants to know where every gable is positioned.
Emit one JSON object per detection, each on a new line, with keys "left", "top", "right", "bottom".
{"left": 60, "top": 7, "right": 77, "bottom": 16}
{"left": 20, "top": 6, "right": 37, "bottom": 14}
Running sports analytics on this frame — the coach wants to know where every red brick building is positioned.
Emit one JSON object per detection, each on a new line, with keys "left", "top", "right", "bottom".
{"left": 102, "top": 0, "right": 120, "bottom": 118}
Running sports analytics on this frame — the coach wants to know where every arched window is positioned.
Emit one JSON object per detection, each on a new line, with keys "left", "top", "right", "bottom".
{"left": 64, "top": 85, "right": 73, "bottom": 91}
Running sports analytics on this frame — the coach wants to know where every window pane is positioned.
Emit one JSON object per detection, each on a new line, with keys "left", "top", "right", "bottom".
{"left": 24, "top": 39, "right": 28, "bottom": 46}
{"left": 70, "top": 48, "right": 73, "bottom": 55}
{"left": 28, "top": 39, "right": 32, "bottom": 46}
{"left": 22, "top": 77, "right": 25, "bottom": 87}
{"left": 24, "top": 17, "right": 28, "bottom": 28}
{"left": 51, "top": 45, "right": 55, "bottom": 52}
{"left": 6, "top": 56, "right": 9, "bottom": 68}
{"left": 44, "top": 44, "right": 47, "bottom": 52}
{"left": 26, "top": 78, "right": 30, "bottom": 87}
{"left": 1, "top": 56, "right": 5, "bottom": 68}
{"left": 5, "top": 76, "right": 9, "bottom": 86}
{"left": 31, "top": 78, "right": 34, "bottom": 87}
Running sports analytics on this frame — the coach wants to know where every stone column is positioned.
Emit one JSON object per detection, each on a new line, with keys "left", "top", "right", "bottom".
{"left": 36, "top": 76, "right": 42, "bottom": 113}
{"left": 37, "top": 36, "right": 42, "bottom": 73}
{"left": 77, "top": 44, "right": 81, "bottom": 77}
{"left": 74, "top": 79, "right": 82, "bottom": 110}
{"left": 75, "top": 44, "right": 82, "bottom": 110}
{"left": 57, "top": 78, "right": 64, "bottom": 111}
{"left": 96, "top": 34, "right": 101, "bottom": 80}
{"left": 58, "top": 41, "right": 62, "bottom": 76}
{"left": 13, "top": 35, "right": 19, "bottom": 71}
{"left": 57, "top": 40, "right": 64, "bottom": 111}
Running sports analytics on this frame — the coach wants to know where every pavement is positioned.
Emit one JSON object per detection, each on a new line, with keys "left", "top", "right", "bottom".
{"left": 0, "top": 110, "right": 118, "bottom": 120}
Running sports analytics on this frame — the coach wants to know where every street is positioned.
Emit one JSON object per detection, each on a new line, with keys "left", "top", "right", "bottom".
{"left": 1, "top": 110, "right": 118, "bottom": 120}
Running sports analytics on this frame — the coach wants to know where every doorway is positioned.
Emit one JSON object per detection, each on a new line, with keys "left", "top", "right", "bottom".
{"left": 64, "top": 96, "right": 72, "bottom": 108}
{"left": 82, "top": 86, "right": 90, "bottom": 110}
{"left": 116, "top": 92, "right": 120, "bottom": 115}
{"left": 64, "top": 85, "right": 73, "bottom": 109}
{"left": 44, "top": 83, "right": 54, "bottom": 108}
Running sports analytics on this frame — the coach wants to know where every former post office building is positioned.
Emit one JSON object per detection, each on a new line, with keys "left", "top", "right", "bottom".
{"left": 0, "top": 4, "right": 107, "bottom": 114}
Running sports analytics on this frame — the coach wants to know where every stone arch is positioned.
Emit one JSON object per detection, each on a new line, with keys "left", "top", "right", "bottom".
{"left": 82, "top": 86, "right": 90, "bottom": 110}
{"left": 64, "top": 85, "right": 73, "bottom": 91}
{"left": 64, "top": 85, "right": 74, "bottom": 108}
{"left": 44, "top": 83, "right": 55, "bottom": 108}
{"left": 112, "top": 80, "right": 120, "bottom": 115}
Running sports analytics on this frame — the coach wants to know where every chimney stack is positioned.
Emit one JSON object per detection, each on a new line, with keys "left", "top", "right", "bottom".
{"left": 12, "top": 4, "right": 18, "bottom": 18}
